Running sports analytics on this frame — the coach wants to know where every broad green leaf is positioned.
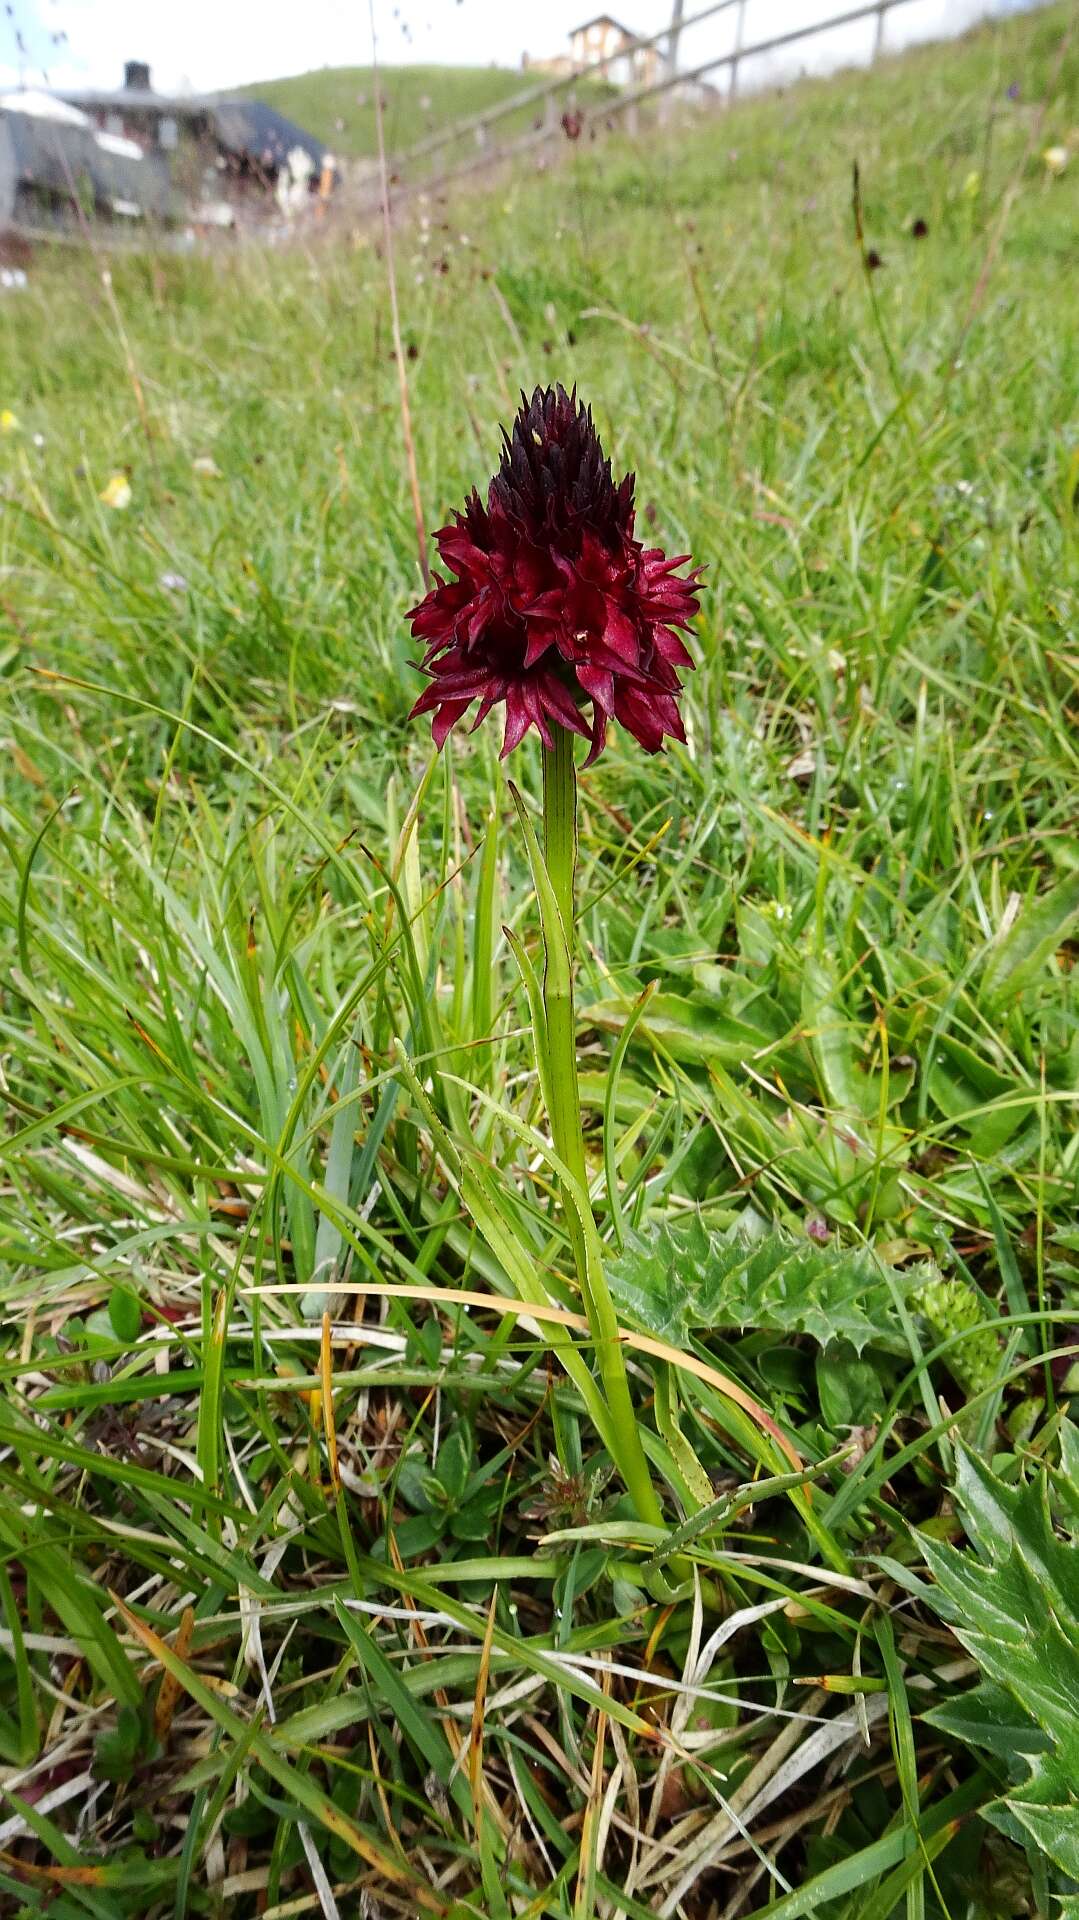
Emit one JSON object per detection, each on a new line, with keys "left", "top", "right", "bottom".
{"left": 586, "top": 988, "right": 806, "bottom": 1077}
{"left": 801, "top": 953, "right": 858, "bottom": 1112}
{"left": 981, "top": 872, "right": 1079, "bottom": 1007}
{"left": 107, "top": 1285, "right": 143, "bottom": 1343}
{"left": 925, "top": 1034, "right": 1034, "bottom": 1152}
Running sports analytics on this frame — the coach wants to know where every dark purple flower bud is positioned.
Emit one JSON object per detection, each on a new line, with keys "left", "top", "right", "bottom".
{"left": 408, "top": 385, "right": 701, "bottom": 761}
{"left": 910, "top": 217, "right": 928, "bottom": 239}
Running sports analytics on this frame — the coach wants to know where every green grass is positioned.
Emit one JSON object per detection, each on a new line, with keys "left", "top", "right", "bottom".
{"left": 238, "top": 61, "right": 612, "bottom": 164}
{"left": 237, "top": 62, "right": 535, "bottom": 159}
{"left": 1, "top": 2, "right": 1078, "bottom": 1914}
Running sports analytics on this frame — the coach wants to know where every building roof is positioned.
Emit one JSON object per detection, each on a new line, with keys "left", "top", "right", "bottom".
{"left": 56, "top": 88, "right": 328, "bottom": 173}
{"left": 570, "top": 14, "right": 636, "bottom": 35}
{"left": 59, "top": 87, "right": 208, "bottom": 114}
{"left": 211, "top": 100, "right": 328, "bottom": 173}
{"left": 0, "top": 87, "right": 89, "bottom": 126}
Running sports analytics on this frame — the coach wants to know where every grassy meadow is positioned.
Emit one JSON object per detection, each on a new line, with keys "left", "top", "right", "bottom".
{"left": 240, "top": 62, "right": 617, "bottom": 182}
{"left": 239, "top": 64, "right": 551, "bottom": 165}
{"left": 1, "top": 2, "right": 1078, "bottom": 1914}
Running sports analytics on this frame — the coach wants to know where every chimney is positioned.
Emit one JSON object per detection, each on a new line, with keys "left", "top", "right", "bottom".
{"left": 124, "top": 61, "right": 151, "bottom": 91}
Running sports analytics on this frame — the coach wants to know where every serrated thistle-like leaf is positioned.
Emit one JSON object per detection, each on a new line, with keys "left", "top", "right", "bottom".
{"left": 606, "top": 1220, "right": 925, "bottom": 1352}
{"left": 923, "top": 1679, "right": 1052, "bottom": 1762}
{"left": 917, "top": 1432, "right": 1079, "bottom": 1884}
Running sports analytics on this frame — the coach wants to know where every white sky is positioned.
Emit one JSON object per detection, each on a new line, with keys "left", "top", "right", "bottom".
{"left": 0, "top": 0, "right": 1042, "bottom": 97}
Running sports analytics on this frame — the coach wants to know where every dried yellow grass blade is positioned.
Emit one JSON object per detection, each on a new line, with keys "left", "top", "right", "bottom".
{"left": 246, "top": 1280, "right": 803, "bottom": 1474}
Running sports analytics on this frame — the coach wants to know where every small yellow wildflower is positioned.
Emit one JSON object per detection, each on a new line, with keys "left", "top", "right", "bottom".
{"left": 100, "top": 473, "right": 132, "bottom": 510}
{"left": 0, "top": 409, "right": 19, "bottom": 434}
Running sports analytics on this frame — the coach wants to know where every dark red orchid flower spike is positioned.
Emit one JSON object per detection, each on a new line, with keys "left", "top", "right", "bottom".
{"left": 408, "top": 385, "right": 702, "bottom": 763}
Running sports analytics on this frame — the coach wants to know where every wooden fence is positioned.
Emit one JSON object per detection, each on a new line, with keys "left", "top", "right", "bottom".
{"left": 387, "top": 0, "right": 926, "bottom": 193}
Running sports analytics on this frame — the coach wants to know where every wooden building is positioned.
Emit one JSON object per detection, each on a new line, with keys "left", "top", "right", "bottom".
{"left": 57, "top": 64, "right": 334, "bottom": 226}
{"left": 567, "top": 15, "right": 659, "bottom": 87}
{"left": 0, "top": 89, "right": 170, "bottom": 231}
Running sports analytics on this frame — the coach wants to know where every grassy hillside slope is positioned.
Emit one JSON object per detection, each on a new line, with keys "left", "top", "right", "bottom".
{"left": 1, "top": 3, "right": 1078, "bottom": 1915}
{"left": 238, "top": 61, "right": 535, "bottom": 158}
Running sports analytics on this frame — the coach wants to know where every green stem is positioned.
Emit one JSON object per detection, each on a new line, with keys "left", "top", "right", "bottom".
{"left": 541, "top": 726, "right": 662, "bottom": 1529}
{"left": 541, "top": 727, "right": 588, "bottom": 1284}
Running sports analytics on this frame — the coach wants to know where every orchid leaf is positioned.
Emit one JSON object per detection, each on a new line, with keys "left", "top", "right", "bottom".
{"left": 980, "top": 872, "right": 1079, "bottom": 1008}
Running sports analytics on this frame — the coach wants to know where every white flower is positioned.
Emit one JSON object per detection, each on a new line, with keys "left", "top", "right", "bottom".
{"left": 1043, "top": 145, "right": 1069, "bottom": 176}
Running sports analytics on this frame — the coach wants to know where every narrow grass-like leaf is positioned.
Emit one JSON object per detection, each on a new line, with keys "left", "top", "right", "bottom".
{"left": 112, "top": 1596, "right": 447, "bottom": 1909}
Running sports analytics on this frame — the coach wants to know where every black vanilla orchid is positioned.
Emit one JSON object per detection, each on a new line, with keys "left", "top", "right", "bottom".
{"left": 408, "top": 385, "right": 701, "bottom": 761}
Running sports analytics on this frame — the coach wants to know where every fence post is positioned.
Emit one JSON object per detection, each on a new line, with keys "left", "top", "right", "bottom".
{"left": 391, "top": 0, "right": 930, "bottom": 197}
{"left": 873, "top": 0, "right": 887, "bottom": 60}
{"left": 660, "top": 0, "right": 686, "bottom": 120}
{"left": 729, "top": 0, "right": 746, "bottom": 100}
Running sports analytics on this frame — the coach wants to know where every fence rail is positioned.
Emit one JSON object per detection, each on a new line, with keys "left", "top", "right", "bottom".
{"left": 397, "top": 0, "right": 747, "bottom": 170}
{"left": 388, "top": 0, "right": 920, "bottom": 196}
{"left": 613, "top": 0, "right": 919, "bottom": 116}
